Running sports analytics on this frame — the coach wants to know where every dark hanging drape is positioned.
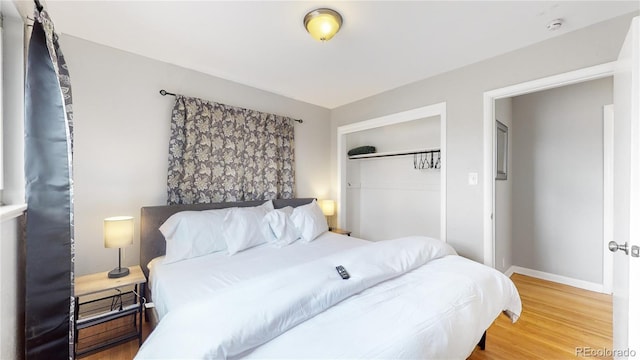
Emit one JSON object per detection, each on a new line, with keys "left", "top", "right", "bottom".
{"left": 24, "top": 7, "right": 75, "bottom": 359}
{"left": 167, "top": 95, "right": 296, "bottom": 204}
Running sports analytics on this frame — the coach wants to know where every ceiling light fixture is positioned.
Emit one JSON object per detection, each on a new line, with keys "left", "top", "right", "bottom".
{"left": 304, "top": 8, "right": 343, "bottom": 42}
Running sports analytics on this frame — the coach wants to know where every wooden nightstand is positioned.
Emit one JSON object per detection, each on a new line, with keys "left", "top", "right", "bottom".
{"left": 330, "top": 228, "right": 352, "bottom": 236}
{"left": 74, "top": 265, "right": 146, "bottom": 357}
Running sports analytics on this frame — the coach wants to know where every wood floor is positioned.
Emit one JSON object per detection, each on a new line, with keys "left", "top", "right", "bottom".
{"left": 79, "top": 316, "right": 151, "bottom": 360}
{"left": 468, "top": 273, "right": 612, "bottom": 360}
{"left": 80, "top": 273, "right": 612, "bottom": 360}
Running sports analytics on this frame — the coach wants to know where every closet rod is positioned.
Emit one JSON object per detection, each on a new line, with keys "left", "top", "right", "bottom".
{"left": 348, "top": 149, "right": 440, "bottom": 160}
{"left": 158, "top": 89, "right": 303, "bottom": 123}
{"left": 159, "top": 89, "right": 176, "bottom": 97}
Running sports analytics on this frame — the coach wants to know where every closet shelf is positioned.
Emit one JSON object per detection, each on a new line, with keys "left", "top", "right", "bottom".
{"left": 348, "top": 148, "right": 440, "bottom": 160}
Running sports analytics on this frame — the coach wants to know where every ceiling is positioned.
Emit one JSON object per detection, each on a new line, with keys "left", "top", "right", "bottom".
{"left": 35, "top": 1, "right": 640, "bottom": 109}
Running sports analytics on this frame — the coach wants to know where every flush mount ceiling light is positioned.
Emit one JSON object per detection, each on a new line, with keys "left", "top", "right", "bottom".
{"left": 304, "top": 8, "right": 343, "bottom": 42}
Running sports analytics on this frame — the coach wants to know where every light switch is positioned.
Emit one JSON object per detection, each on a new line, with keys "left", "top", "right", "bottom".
{"left": 468, "top": 172, "right": 478, "bottom": 186}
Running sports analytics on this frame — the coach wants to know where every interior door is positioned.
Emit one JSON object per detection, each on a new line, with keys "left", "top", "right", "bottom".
{"left": 611, "top": 16, "right": 639, "bottom": 359}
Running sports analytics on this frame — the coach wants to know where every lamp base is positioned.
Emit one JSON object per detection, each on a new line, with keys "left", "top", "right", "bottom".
{"left": 108, "top": 267, "right": 130, "bottom": 279}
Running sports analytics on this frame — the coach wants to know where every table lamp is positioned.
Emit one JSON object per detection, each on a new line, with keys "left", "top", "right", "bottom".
{"left": 320, "top": 199, "right": 335, "bottom": 229}
{"left": 104, "top": 216, "right": 134, "bottom": 278}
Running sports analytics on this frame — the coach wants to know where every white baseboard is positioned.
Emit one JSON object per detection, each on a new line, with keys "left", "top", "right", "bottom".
{"left": 504, "top": 266, "right": 516, "bottom": 278}
{"left": 505, "top": 266, "right": 605, "bottom": 294}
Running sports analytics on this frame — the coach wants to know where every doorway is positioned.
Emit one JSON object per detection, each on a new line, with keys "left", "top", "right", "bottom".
{"left": 483, "top": 62, "right": 616, "bottom": 292}
{"left": 498, "top": 80, "right": 613, "bottom": 292}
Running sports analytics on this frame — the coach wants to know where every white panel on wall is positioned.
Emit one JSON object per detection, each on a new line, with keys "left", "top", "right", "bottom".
{"left": 358, "top": 156, "right": 440, "bottom": 240}
{"left": 346, "top": 157, "right": 361, "bottom": 234}
{"left": 345, "top": 116, "right": 441, "bottom": 240}
{"left": 494, "top": 98, "right": 513, "bottom": 273}
{"left": 1, "top": 216, "right": 22, "bottom": 360}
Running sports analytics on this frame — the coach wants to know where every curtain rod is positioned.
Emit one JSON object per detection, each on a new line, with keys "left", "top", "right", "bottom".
{"left": 159, "top": 89, "right": 303, "bottom": 123}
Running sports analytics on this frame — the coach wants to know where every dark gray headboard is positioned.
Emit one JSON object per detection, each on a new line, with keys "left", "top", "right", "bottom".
{"left": 139, "top": 198, "right": 314, "bottom": 279}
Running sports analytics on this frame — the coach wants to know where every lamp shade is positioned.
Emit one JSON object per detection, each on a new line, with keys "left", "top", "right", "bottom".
{"left": 104, "top": 216, "right": 134, "bottom": 249}
{"left": 320, "top": 200, "right": 336, "bottom": 217}
{"left": 304, "top": 8, "right": 343, "bottom": 42}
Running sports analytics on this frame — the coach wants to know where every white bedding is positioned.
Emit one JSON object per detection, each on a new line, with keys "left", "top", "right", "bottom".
{"left": 139, "top": 233, "right": 521, "bottom": 359}
{"left": 149, "top": 232, "right": 368, "bottom": 319}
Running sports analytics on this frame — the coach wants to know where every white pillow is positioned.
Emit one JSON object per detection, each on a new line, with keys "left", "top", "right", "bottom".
{"left": 223, "top": 201, "right": 274, "bottom": 255}
{"left": 261, "top": 209, "right": 299, "bottom": 248}
{"left": 159, "top": 207, "right": 231, "bottom": 264}
{"left": 290, "top": 200, "right": 328, "bottom": 242}
{"left": 278, "top": 206, "right": 294, "bottom": 217}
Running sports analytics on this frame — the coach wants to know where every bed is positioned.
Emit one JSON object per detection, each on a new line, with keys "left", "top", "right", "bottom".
{"left": 136, "top": 198, "right": 521, "bottom": 359}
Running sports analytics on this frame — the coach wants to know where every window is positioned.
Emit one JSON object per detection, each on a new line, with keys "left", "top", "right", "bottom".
{"left": 0, "top": 3, "right": 26, "bottom": 208}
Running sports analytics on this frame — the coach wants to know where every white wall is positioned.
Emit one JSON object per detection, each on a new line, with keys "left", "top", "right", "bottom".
{"left": 330, "top": 12, "right": 637, "bottom": 262}
{"left": 494, "top": 98, "right": 512, "bottom": 272}
{"left": 345, "top": 117, "right": 440, "bottom": 240}
{"left": 0, "top": 214, "right": 23, "bottom": 360}
{"left": 59, "top": 35, "right": 331, "bottom": 276}
{"left": 511, "top": 77, "right": 612, "bottom": 284}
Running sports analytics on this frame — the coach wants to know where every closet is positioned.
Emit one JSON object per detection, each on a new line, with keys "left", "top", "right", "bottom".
{"left": 344, "top": 116, "right": 441, "bottom": 240}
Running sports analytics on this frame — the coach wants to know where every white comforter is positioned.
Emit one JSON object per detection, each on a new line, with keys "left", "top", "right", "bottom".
{"left": 136, "top": 236, "right": 521, "bottom": 359}
{"left": 148, "top": 233, "right": 370, "bottom": 320}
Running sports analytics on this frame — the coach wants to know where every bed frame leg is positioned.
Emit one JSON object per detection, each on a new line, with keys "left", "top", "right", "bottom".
{"left": 478, "top": 331, "right": 487, "bottom": 350}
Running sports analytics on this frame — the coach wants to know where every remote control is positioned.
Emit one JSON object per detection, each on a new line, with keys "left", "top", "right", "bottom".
{"left": 336, "top": 265, "right": 350, "bottom": 280}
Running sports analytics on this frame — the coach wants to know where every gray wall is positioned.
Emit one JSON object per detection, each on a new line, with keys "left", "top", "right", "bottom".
{"left": 511, "top": 77, "right": 612, "bottom": 283}
{"left": 59, "top": 35, "right": 332, "bottom": 276}
{"left": 330, "top": 13, "right": 636, "bottom": 262}
{"left": 494, "top": 98, "right": 513, "bottom": 272}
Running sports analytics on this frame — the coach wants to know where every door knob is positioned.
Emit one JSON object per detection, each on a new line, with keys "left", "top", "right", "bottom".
{"left": 608, "top": 241, "right": 629, "bottom": 255}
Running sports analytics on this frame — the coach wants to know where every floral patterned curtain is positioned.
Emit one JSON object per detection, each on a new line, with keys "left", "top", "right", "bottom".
{"left": 167, "top": 95, "right": 296, "bottom": 204}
